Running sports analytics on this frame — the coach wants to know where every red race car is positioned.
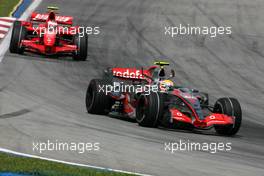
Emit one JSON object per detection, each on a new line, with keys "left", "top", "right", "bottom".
{"left": 86, "top": 62, "right": 242, "bottom": 136}
{"left": 9, "top": 6, "right": 87, "bottom": 61}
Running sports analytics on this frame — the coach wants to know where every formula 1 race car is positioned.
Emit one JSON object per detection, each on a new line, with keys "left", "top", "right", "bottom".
{"left": 85, "top": 62, "right": 242, "bottom": 136}
{"left": 9, "top": 6, "right": 87, "bottom": 61}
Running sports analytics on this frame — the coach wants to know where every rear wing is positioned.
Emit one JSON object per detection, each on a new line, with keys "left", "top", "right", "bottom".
{"left": 30, "top": 12, "right": 73, "bottom": 25}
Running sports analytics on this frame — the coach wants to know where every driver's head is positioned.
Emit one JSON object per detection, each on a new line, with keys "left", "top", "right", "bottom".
{"left": 160, "top": 79, "right": 174, "bottom": 92}
{"left": 48, "top": 12, "right": 56, "bottom": 21}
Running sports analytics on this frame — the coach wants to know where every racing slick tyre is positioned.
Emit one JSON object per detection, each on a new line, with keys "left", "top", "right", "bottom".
{"left": 213, "top": 97, "right": 242, "bottom": 136}
{"left": 136, "top": 92, "right": 165, "bottom": 127}
{"left": 73, "top": 32, "right": 88, "bottom": 61}
{"left": 86, "top": 79, "right": 113, "bottom": 115}
{"left": 9, "top": 21, "right": 26, "bottom": 54}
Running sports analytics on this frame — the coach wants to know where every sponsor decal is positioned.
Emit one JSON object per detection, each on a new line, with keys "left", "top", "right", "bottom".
{"left": 113, "top": 68, "right": 144, "bottom": 79}
{"left": 33, "top": 14, "right": 72, "bottom": 23}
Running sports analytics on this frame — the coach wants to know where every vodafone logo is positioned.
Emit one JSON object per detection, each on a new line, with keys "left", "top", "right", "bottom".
{"left": 209, "top": 115, "right": 216, "bottom": 119}
{"left": 177, "top": 112, "right": 183, "bottom": 116}
{"left": 113, "top": 69, "right": 144, "bottom": 79}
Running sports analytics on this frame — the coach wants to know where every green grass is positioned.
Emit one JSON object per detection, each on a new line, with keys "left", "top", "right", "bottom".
{"left": 0, "top": 152, "right": 135, "bottom": 176}
{"left": 0, "top": 0, "right": 21, "bottom": 17}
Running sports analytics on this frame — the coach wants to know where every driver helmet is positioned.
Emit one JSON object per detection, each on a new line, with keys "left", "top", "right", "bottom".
{"left": 160, "top": 79, "right": 174, "bottom": 92}
{"left": 48, "top": 12, "right": 56, "bottom": 21}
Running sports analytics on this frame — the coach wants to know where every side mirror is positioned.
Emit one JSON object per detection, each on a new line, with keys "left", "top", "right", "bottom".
{"left": 191, "top": 88, "right": 199, "bottom": 93}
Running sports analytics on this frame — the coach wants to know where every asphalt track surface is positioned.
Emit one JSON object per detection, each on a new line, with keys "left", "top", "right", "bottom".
{"left": 0, "top": 0, "right": 264, "bottom": 175}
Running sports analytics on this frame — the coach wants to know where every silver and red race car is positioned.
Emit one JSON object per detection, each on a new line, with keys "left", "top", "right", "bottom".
{"left": 9, "top": 6, "right": 87, "bottom": 60}
{"left": 86, "top": 62, "right": 242, "bottom": 136}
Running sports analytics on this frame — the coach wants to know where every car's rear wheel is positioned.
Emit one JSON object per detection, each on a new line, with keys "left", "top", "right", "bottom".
{"left": 9, "top": 21, "right": 26, "bottom": 54}
{"left": 73, "top": 32, "right": 88, "bottom": 61}
{"left": 86, "top": 79, "right": 113, "bottom": 115}
{"left": 136, "top": 92, "right": 165, "bottom": 127}
{"left": 213, "top": 97, "right": 242, "bottom": 136}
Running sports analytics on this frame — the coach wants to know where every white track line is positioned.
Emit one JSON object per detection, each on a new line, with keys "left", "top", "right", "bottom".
{"left": 0, "top": 0, "right": 43, "bottom": 62}
{"left": 20, "top": 0, "right": 42, "bottom": 20}
{"left": 0, "top": 148, "right": 152, "bottom": 176}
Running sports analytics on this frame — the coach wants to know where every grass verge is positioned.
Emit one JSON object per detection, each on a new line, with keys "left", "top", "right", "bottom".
{"left": 0, "top": 0, "right": 21, "bottom": 17}
{"left": 0, "top": 152, "right": 135, "bottom": 176}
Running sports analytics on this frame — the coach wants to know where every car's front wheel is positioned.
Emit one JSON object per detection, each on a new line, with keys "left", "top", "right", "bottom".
{"left": 213, "top": 97, "right": 242, "bottom": 136}
{"left": 136, "top": 92, "right": 165, "bottom": 127}
{"left": 9, "top": 21, "right": 26, "bottom": 54}
{"left": 73, "top": 32, "right": 88, "bottom": 61}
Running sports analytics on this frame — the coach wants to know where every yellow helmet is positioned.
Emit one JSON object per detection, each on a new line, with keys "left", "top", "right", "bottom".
{"left": 160, "top": 80, "right": 174, "bottom": 91}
